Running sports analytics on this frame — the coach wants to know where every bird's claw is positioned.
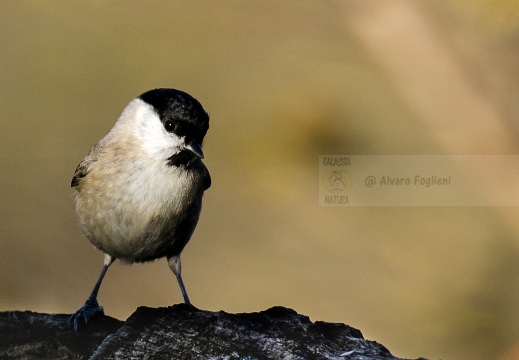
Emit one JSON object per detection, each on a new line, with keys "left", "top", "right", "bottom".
{"left": 69, "top": 298, "right": 104, "bottom": 331}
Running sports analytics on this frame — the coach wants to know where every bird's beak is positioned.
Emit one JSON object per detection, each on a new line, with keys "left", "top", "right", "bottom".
{"left": 185, "top": 142, "right": 204, "bottom": 159}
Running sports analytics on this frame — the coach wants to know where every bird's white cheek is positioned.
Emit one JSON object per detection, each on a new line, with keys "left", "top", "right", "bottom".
{"left": 112, "top": 99, "right": 183, "bottom": 159}
{"left": 132, "top": 103, "right": 182, "bottom": 158}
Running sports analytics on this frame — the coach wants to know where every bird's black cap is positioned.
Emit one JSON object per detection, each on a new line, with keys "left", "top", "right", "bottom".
{"left": 139, "top": 88, "right": 209, "bottom": 144}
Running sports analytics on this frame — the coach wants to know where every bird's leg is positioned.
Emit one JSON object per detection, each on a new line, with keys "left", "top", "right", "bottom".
{"left": 70, "top": 253, "right": 115, "bottom": 331}
{"left": 168, "top": 255, "right": 191, "bottom": 305}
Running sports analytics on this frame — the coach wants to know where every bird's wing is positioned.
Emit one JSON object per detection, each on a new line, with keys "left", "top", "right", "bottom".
{"left": 71, "top": 142, "right": 102, "bottom": 188}
{"left": 203, "top": 163, "right": 211, "bottom": 190}
{"left": 71, "top": 159, "right": 90, "bottom": 188}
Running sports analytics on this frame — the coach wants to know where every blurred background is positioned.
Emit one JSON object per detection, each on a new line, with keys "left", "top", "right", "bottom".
{"left": 1, "top": 1, "right": 519, "bottom": 359}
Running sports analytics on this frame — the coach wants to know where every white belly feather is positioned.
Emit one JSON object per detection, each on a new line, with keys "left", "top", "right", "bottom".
{"left": 75, "top": 155, "right": 201, "bottom": 262}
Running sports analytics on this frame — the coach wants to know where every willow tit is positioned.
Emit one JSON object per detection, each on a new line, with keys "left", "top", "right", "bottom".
{"left": 70, "top": 88, "right": 211, "bottom": 330}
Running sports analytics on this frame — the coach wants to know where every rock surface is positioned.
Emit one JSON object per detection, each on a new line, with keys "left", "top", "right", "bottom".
{"left": 0, "top": 310, "right": 122, "bottom": 359}
{"left": 0, "top": 305, "right": 422, "bottom": 359}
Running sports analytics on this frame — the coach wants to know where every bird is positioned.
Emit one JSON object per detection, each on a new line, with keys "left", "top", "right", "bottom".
{"left": 69, "top": 88, "right": 211, "bottom": 330}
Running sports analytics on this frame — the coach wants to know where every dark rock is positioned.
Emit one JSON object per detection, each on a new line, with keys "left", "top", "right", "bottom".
{"left": 92, "top": 304, "right": 400, "bottom": 360}
{"left": 0, "top": 306, "right": 423, "bottom": 359}
{"left": 0, "top": 310, "right": 123, "bottom": 359}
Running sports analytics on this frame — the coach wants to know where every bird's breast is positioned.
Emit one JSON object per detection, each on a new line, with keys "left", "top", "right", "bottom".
{"left": 75, "top": 157, "right": 205, "bottom": 262}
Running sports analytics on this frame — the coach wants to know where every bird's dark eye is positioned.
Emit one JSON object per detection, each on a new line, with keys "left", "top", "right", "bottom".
{"left": 164, "top": 120, "right": 177, "bottom": 133}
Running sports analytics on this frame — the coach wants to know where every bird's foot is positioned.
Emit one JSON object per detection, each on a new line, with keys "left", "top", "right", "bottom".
{"left": 69, "top": 297, "right": 104, "bottom": 331}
